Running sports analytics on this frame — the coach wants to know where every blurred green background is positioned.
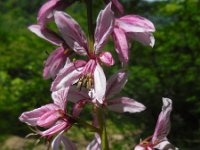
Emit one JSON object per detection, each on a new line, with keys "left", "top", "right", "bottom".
{"left": 0, "top": 0, "right": 200, "bottom": 149}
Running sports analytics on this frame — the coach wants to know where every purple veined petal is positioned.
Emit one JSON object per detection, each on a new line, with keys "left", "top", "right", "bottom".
{"left": 52, "top": 87, "right": 69, "bottom": 111}
{"left": 51, "top": 60, "right": 87, "bottom": 91}
{"left": 52, "top": 131, "right": 77, "bottom": 150}
{"left": 68, "top": 86, "right": 90, "bottom": 103}
{"left": 107, "top": 97, "right": 146, "bottom": 113}
{"left": 94, "top": 2, "right": 114, "bottom": 54}
{"left": 37, "top": 0, "right": 60, "bottom": 27}
{"left": 28, "top": 25, "right": 64, "bottom": 46}
{"left": 116, "top": 15, "right": 155, "bottom": 33}
{"left": 113, "top": 28, "right": 129, "bottom": 64}
{"left": 72, "top": 99, "right": 90, "bottom": 117}
{"left": 93, "top": 63, "right": 106, "bottom": 104}
{"left": 19, "top": 104, "right": 59, "bottom": 126}
{"left": 37, "top": 0, "right": 74, "bottom": 28}
{"left": 40, "top": 120, "right": 69, "bottom": 137}
{"left": 106, "top": 69, "right": 127, "bottom": 98}
{"left": 127, "top": 32, "right": 155, "bottom": 47}
{"left": 43, "top": 47, "right": 68, "bottom": 79}
{"left": 87, "top": 133, "right": 101, "bottom": 150}
{"left": 152, "top": 98, "right": 172, "bottom": 144}
{"left": 54, "top": 11, "right": 88, "bottom": 55}
{"left": 134, "top": 145, "right": 147, "bottom": 150}
{"left": 111, "top": 0, "right": 124, "bottom": 15}
{"left": 37, "top": 110, "right": 61, "bottom": 127}
{"left": 154, "top": 140, "right": 178, "bottom": 150}
{"left": 99, "top": 51, "right": 115, "bottom": 66}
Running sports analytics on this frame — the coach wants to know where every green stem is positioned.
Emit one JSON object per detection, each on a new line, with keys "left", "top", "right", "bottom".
{"left": 85, "top": 0, "right": 94, "bottom": 55}
{"left": 97, "top": 108, "right": 109, "bottom": 150}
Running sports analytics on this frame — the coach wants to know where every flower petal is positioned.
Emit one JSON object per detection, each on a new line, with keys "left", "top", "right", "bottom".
{"left": 111, "top": 0, "right": 124, "bottom": 15}
{"left": 19, "top": 104, "right": 58, "bottom": 126}
{"left": 127, "top": 32, "right": 155, "bottom": 47}
{"left": 40, "top": 120, "right": 69, "bottom": 137}
{"left": 28, "top": 25, "right": 64, "bottom": 46}
{"left": 43, "top": 47, "right": 68, "bottom": 79}
{"left": 37, "top": 0, "right": 74, "bottom": 28}
{"left": 106, "top": 70, "right": 127, "bottom": 98}
{"left": 51, "top": 60, "right": 86, "bottom": 91}
{"left": 68, "top": 86, "right": 90, "bottom": 103}
{"left": 154, "top": 140, "right": 178, "bottom": 150}
{"left": 116, "top": 15, "right": 155, "bottom": 33}
{"left": 134, "top": 145, "right": 148, "bottom": 150}
{"left": 37, "top": 0, "right": 59, "bottom": 27}
{"left": 99, "top": 51, "right": 115, "bottom": 66}
{"left": 107, "top": 97, "right": 146, "bottom": 113}
{"left": 54, "top": 11, "right": 88, "bottom": 55}
{"left": 94, "top": 2, "right": 114, "bottom": 53}
{"left": 113, "top": 28, "right": 129, "bottom": 64}
{"left": 87, "top": 134, "right": 101, "bottom": 150}
{"left": 52, "top": 131, "right": 77, "bottom": 150}
{"left": 37, "top": 110, "right": 61, "bottom": 127}
{"left": 52, "top": 87, "right": 70, "bottom": 111}
{"left": 152, "top": 98, "right": 173, "bottom": 143}
{"left": 93, "top": 63, "right": 106, "bottom": 104}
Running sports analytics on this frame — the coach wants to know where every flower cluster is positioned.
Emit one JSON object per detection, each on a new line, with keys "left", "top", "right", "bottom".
{"left": 19, "top": 0, "right": 177, "bottom": 149}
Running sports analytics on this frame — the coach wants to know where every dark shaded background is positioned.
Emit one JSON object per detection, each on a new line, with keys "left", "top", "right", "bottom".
{"left": 0, "top": 0, "right": 199, "bottom": 149}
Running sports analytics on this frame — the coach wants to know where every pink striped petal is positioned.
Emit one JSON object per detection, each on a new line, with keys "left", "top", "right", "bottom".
{"left": 37, "top": 0, "right": 60, "bottom": 27}
{"left": 134, "top": 145, "right": 149, "bottom": 150}
{"left": 154, "top": 140, "right": 178, "bottom": 150}
{"left": 99, "top": 51, "right": 115, "bottom": 66}
{"left": 37, "top": 110, "right": 61, "bottom": 127}
{"left": 94, "top": 3, "right": 114, "bottom": 53}
{"left": 116, "top": 15, "right": 155, "bottom": 32}
{"left": 54, "top": 11, "right": 88, "bottom": 55}
{"left": 87, "top": 134, "right": 101, "bottom": 150}
{"left": 19, "top": 104, "right": 58, "bottom": 126}
{"left": 93, "top": 63, "right": 106, "bottom": 104}
{"left": 40, "top": 120, "right": 68, "bottom": 137}
{"left": 37, "top": 0, "right": 73, "bottom": 28}
{"left": 43, "top": 47, "right": 68, "bottom": 79}
{"left": 51, "top": 60, "right": 87, "bottom": 91}
{"left": 68, "top": 86, "right": 90, "bottom": 103}
{"left": 127, "top": 32, "right": 155, "bottom": 47}
{"left": 106, "top": 70, "right": 127, "bottom": 98}
{"left": 52, "top": 131, "right": 77, "bottom": 150}
{"left": 113, "top": 28, "right": 129, "bottom": 64}
{"left": 152, "top": 98, "right": 172, "bottom": 143}
{"left": 111, "top": 0, "right": 124, "bottom": 15}
{"left": 28, "top": 25, "right": 64, "bottom": 46}
{"left": 52, "top": 87, "right": 69, "bottom": 111}
{"left": 107, "top": 97, "right": 146, "bottom": 113}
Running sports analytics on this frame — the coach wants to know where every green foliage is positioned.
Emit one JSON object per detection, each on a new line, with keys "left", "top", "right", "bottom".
{"left": 0, "top": 0, "right": 200, "bottom": 149}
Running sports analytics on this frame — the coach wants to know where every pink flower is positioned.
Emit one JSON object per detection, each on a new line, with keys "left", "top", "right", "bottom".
{"left": 37, "top": 0, "right": 76, "bottom": 28}
{"left": 134, "top": 98, "right": 178, "bottom": 150}
{"left": 51, "top": 3, "right": 115, "bottom": 104}
{"left": 51, "top": 131, "right": 77, "bottom": 150}
{"left": 113, "top": 14, "right": 155, "bottom": 64}
{"left": 67, "top": 70, "right": 146, "bottom": 113}
{"left": 19, "top": 88, "right": 72, "bottom": 137}
{"left": 87, "top": 133, "right": 101, "bottom": 150}
{"left": 28, "top": 25, "right": 72, "bottom": 79}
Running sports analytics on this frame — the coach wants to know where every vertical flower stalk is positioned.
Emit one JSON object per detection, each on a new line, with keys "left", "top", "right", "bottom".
{"left": 85, "top": 0, "right": 109, "bottom": 149}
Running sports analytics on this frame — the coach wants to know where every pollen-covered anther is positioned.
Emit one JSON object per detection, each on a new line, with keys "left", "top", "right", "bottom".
{"left": 77, "top": 74, "right": 94, "bottom": 90}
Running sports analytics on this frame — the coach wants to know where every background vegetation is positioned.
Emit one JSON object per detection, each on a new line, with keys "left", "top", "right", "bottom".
{"left": 0, "top": 0, "right": 199, "bottom": 149}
